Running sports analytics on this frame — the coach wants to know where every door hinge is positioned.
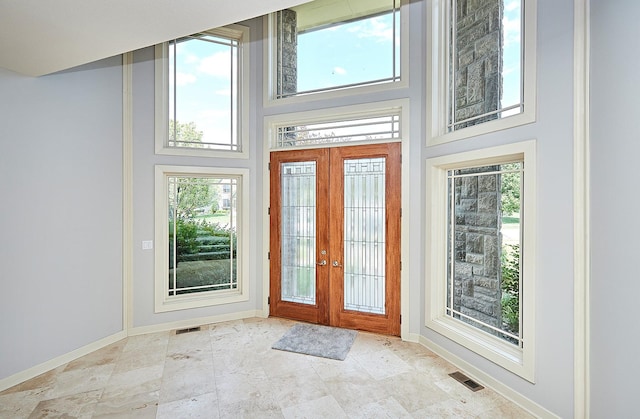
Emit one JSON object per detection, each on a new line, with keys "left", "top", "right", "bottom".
{"left": 268, "top": 207, "right": 270, "bottom": 215}
{"left": 268, "top": 162, "right": 271, "bottom": 171}
{"left": 268, "top": 296, "right": 271, "bottom": 304}
{"left": 400, "top": 315, "right": 402, "bottom": 324}
{"left": 268, "top": 251, "right": 271, "bottom": 260}
{"left": 400, "top": 208, "right": 402, "bottom": 217}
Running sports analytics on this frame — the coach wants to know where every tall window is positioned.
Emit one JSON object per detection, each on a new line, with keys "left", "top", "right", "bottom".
{"left": 427, "top": 0, "right": 536, "bottom": 144}
{"left": 447, "top": 163, "right": 522, "bottom": 344}
{"left": 155, "top": 25, "right": 249, "bottom": 158}
{"left": 269, "top": 0, "right": 404, "bottom": 101}
{"left": 426, "top": 141, "right": 536, "bottom": 381}
{"left": 155, "top": 166, "right": 249, "bottom": 312}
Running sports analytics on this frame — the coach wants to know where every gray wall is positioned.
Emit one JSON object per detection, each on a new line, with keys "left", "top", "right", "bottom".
{"left": 590, "top": 0, "right": 639, "bottom": 416}
{"left": 0, "top": 57, "right": 124, "bottom": 380}
{"left": 421, "top": 0, "right": 576, "bottom": 417}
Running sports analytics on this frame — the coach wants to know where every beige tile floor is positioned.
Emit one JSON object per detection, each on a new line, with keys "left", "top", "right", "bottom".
{"left": 0, "top": 317, "right": 534, "bottom": 418}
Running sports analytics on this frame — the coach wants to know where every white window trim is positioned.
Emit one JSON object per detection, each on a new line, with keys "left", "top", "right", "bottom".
{"left": 154, "top": 165, "right": 250, "bottom": 313}
{"left": 426, "top": 0, "right": 537, "bottom": 145}
{"left": 154, "top": 24, "right": 250, "bottom": 159}
{"left": 262, "top": 1, "right": 409, "bottom": 108}
{"left": 425, "top": 140, "right": 537, "bottom": 382}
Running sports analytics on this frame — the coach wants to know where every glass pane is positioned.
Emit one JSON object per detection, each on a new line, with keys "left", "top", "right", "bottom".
{"left": 446, "top": 162, "right": 522, "bottom": 345}
{"left": 343, "top": 158, "right": 386, "bottom": 314}
{"left": 169, "top": 33, "right": 239, "bottom": 150}
{"left": 277, "top": 114, "right": 400, "bottom": 147}
{"left": 280, "top": 162, "right": 317, "bottom": 304}
{"left": 276, "top": 0, "right": 400, "bottom": 98}
{"left": 449, "top": 0, "right": 523, "bottom": 130}
{"left": 168, "top": 176, "right": 238, "bottom": 296}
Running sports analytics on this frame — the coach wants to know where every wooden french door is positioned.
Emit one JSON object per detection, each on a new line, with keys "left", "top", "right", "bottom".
{"left": 269, "top": 143, "right": 401, "bottom": 336}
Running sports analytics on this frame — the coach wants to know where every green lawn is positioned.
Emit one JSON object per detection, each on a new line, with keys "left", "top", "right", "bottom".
{"left": 502, "top": 216, "right": 521, "bottom": 224}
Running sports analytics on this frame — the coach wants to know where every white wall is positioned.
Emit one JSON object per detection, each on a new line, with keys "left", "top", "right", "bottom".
{"left": 420, "top": 0, "right": 576, "bottom": 417}
{"left": 590, "top": 0, "right": 640, "bottom": 416}
{"left": 0, "top": 57, "right": 124, "bottom": 381}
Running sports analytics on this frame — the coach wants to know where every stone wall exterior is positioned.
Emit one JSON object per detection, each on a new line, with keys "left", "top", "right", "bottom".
{"left": 451, "top": 167, "right": 503, "bottom": 333}
{"left": 277, "top": 9, "right": 297, "bottom": 97}
{"left": 453, "top": 0, "right": 504, "bottom": 128}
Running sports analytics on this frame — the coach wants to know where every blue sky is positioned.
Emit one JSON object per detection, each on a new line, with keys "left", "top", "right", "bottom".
{"left": 170, "top": 35, "right": 235, "bottom": 146}
{"left": 297, "top": 11, "right": 400, "bottom": 92}
{"left": 502, "top": 0, "right": 523, "bottom": 111}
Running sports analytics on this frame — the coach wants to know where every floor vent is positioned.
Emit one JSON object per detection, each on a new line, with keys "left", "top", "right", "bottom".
{"left": 449, "top": 371, "right": 484, "bottom": 392}
{"left": 175, "top": 326, "right": 202, "bottom": 335}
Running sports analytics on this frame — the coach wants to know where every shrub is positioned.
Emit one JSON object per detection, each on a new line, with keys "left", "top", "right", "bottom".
{"left": 501, "top": 244, "right": 520, "bottom": 334}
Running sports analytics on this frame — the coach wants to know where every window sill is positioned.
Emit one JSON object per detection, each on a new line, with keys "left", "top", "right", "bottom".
{"left": 426, "top": 315, "right": 534, "bottom": 383}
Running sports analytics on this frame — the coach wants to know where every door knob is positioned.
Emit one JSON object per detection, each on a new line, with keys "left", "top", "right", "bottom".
{"left": 317, "top": 259, "right": 327, "bottom": 266}
{"left": 332, "top": 260, "right": 342, "bottom": 267}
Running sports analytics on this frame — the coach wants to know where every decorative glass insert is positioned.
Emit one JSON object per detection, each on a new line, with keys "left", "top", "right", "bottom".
{"left": 280, "top": 161, "right": 317, "bottom": 304}
{"left": 276, "top": 114, "right": 400, "bottom": 147}
{"left": 275, "top": 0, "right": 401, "bottom": 98}
{"left": 448, "top": 0, "right": 523, "bottom": 131}
{"left": 168, "top": 176, "right": 238, "bottom": 296}
{"left": 168, "top": 30, "right": 241, "bottom": 150}
{"left": 344, "top": 157, "right": 386, "bottom": 314}
{"left": 447, "top": 162, "right": 523, "bottom": 345}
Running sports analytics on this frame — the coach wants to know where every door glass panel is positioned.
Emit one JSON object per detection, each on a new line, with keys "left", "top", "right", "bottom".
{"left": 281, "top": 161, "right": 317, "bottom": 304}
{"left": 343, "top": 158, "right": 386, "bottom": 314}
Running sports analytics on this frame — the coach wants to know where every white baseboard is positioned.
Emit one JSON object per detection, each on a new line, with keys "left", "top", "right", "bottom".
{"left": 418, "top": 335, "right": 559, "bottom": 419}
{"left": 402, "top": 332, "right": 421, "bottom": 344}
{"left": 0, "top": 330, "right": 127, "bottom": 393}
{"left": 128, "top": 310, "right": 261, "bottom": 336}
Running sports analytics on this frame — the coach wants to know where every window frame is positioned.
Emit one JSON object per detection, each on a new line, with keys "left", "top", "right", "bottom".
{"left": 154, "top": 165, "right": 250, "bottom": 313}
{"left": 425, "top": 140, "right": 536, "bottom": 382}
{"left": 155, "top": 24, "right": 250, "bottom": 159}
{"left": 264, "top": 100, "right": 407, "bottom": 151}
{"left": 426, "top": 0, "right": 537, "bottom": 145}
{"left": 263, "top": 0, "right": 409, "bottom": 107}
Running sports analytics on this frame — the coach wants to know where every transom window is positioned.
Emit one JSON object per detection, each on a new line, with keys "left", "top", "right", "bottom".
{"left": 276, "top": 113, "right": 400, "bottom": 148}
{"left": 155, "top": 25, "right": 249, "bottom": 158}
{"left": 155, "top": 166, "right": 249, "bottom": 312}
{"left": 270, "top": 0, "right": 402, "bottom": 100}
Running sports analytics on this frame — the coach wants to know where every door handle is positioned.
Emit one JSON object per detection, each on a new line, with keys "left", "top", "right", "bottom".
{"left": 332, "top": 260, "right": 342, "bottom": 267}
{"left": 317, "top": 259, "right": 327, "bottom": 266}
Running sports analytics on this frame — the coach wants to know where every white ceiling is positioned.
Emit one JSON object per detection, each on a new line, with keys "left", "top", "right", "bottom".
{"left": 0, "top": 0, "right": 313, "bottom": 77}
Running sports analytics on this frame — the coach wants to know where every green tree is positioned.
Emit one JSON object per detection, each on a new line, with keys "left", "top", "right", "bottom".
{"left": 501, "top": 163, "right": 521, "bottom": 216}
{"left": 170, "top": 120, "right": 204, "bottom": 147}
{"left": 176, "top": 178, "right": 212, "bottom": 218}
{"left": 209, "top": 183, "right": 221, "bottom": 214}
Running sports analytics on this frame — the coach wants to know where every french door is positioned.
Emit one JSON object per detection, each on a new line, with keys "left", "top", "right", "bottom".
{"left": 269, "top": 143, "right": 401, "bottom": 336}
